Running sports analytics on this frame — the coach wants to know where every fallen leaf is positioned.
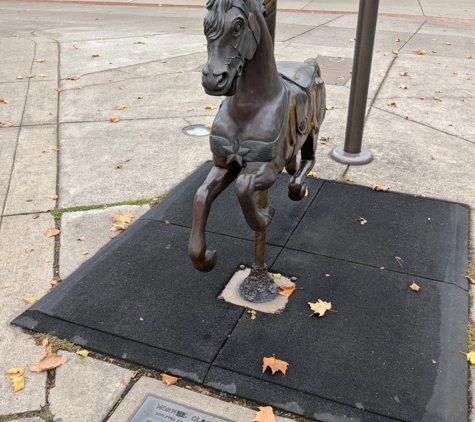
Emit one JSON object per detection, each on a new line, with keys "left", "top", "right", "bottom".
{"left": 405, "top": 116, "right": 412, "bottom": 120}
{"left": 112, "top": 212, "right": 134, "bottom": 224}
{"left": 410, "top": 281, "right": 420, "bottom": 291}
{"left": 165, "top": 220, "right": 170, "bottom": 224}
{"left": 52, "top": 148, "right": 60, "bottom": 152}
{"left": 118, "top": 86, "right": 124, "bottom": 90}
{"left": 467, "top": 55, "right": 473, "bottom": 59}
{"left": 326, "top": 105, "right": 334, "bottom": 110}
{"left": 308, "top": 299, "right": 332, "bottom": 317}
{"left": 81, "top": 251, "right": 88, "bottom": 255}
{"left": 114, "top": 105, "right": 126, "bottom": 110}
{"left": 466, "top": 275, "right": 475, "bottom": 284}
{"left": 136, "top": 96, "right": 143, "bottom": 99}
{"left": 48, "top": 194, "right": 58, "bottom": 200}
{"left": 77, "top": 236, "right": 85, "bottom": 241}
{"left": 187, "top": 108, "right": 194, "bottom": 112}
{"left": 372, "top": 184, "right": 389, "bottom": 192}
{"left": 0, "top": 98, "right": 10, "bottom": 104}
{"left": 35, "top": 58, "right": 44, "bottom": 62}
{"left": 30, "top": 345, "right": 68, "bottom": 373}
{"left": 5, "top": 283, "right": 12, "bottom": 288}
{"left": 44, "top": 229, "right": 60, "bottom": 237}
{"left": 248, "top": 309, "right": 256, "bottom": 320}
{"left": 17, "top": 75, "right": 23, "bottom": 79}
{"left": 160, "top": 59, "right": 167, "bottom": 63}
{"left": 433, "top": 96, "right": 440, "bottom": 101}
{"left": 67, "top": 75, "right": 81, "bottom": 80}
{"left": 119, "top": 378, "right": 126, "bottom": 385}
{"left": 76, "top": 350, "right": 89, "bottom": 357}
{"left": 28, "top": 74, "right": 35, "bottom": 78}
{"left": 38, "top": 74, "right": 48, "bottom": 78}
{"left": 412, "top": 49, "right": 426, "bottom": 55}
{"left": 44, "top": 258, "right": 51, "bottom": 263}
{"left": 386, "top": 101, "right": 399, "bottom": 107}
{"left": 357, "top": 217, "right": 367, "bottom": 225}
{"left": 54, "top": 87, "right": 62, "bottom": 92}
{"left": 25, "top": 248, "right": 34, "bottom": 253}
{"left": 161, "top": 373, "right": 179, "bottom": 385}
{"left": 110, "top": 117, "right": 120, "bottom": 123}
{"left": 42, "top": 338, "right": 48, "bottom": 347}
{"left": 5, "top": 368, "right": 25, "bottom": 392}
{"left": 278, "top": 284, "right": 297, "bottom": 297}
{"left": 271, "top": 273, "right": 281, "bottom": 279}
{"left": 50, "top": 279, "right": 59, "bottom": 286}
{"left": 110, "top": 224, "right": 126, "bottom": 232}
{"left": 23, "top": 296, "right": 38, "bottom": 304}
{"left": 73, "top": 44, "right": 80, "bottom": 49}
{"left": 92, "top": 53, "right": 102, "bottom": 57}
{"left": 252, "top": 406, "right": 277, "bottom": 422}
{"left": 395, "top": 38, "right": 401, "bottom": 42}
{"left": 395, "top": 256, "right": 403, "bottom": 268}
{"left": 320, "top": 135, "right": 329, "bottom": 143}
{"left": 307, "top": 171, "right": 318, "bottom": 177}
{"left": 399, "top": 71, "right": 409, "bottom": 76}
{"left": 262, "top": 354, "right": 288, "bottom": 375}
{"left": 205, "top": 105, "right": 218, "bottom": 110}
{"left": 305, "top": 187, "right": 309, "bottom": 197}
{"left": 398, "top": 85, "right": 408, "bottom": 89}
{"left": 134, "top": 41, "right": 147, "bottom": 44}
{"left": 349, "top": 38, "right": 355, "bottom": 42}
{"left": 346, "top": 178, "right": 354, "bottom": 182}
{"left": 1, "top": 122, "right": 13, "bottom": 128}
{"left": 431, "top": 156, "right": 436, "bottom": 160}
{"left": 461, "top": 351, "right": 475, "bottom": 364}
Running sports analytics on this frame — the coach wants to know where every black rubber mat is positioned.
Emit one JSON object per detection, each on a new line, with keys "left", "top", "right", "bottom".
{"left": 13, "top": 163, "right": 470, "bottom": 421}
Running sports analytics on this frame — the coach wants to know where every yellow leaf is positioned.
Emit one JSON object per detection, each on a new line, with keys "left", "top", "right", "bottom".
{"left": 5, "top": 367, "right": 25, "bottom": 392}
{"left": 38, "top": 74, "right": 48, "bottom": 78}
{"left": 30, "top": 345, "right": 68, "bottom": 373}
{"left": 325, "top": 105, "right": 334, "bottom": 110}
{"left": 161, "top": 373, "right": 180, "bottom": 385}
{"left": 5, "top": 283, "right": 11, "bottom": 288}
{"left": 118, "top": 86, "right": 124, "bottom": 90}
{"left": 91, "top": 53, "right": 102, "bottom": 57}
{"left": 77, "top": 236, "right": 85, "bottom": 241}
{"left": 307, "top": 171, "right": 318, "bottom": 178}
{"left": 278, "top": 284, "right": 297, "bottom": 297}
{"left": 262, "top": 354, "right": 288, "bottom": 375}
{"left": 76, "top": 350, "right": 89, "bottom": 357}
{"left": 410, "top": 282, "right": 420, "bottom": 292}
{"left": 372, "top": 184, "right": 389, "bottom": 192}
{"left": 0, "top": 98, "right": 10, "bottom": 104}
{"left": 308, "top": 299, "right": 332, "bottom": 317}
{"left": 23, "top": 296, "right": 38, "bottom": 304}
{"left": 461, "top": 351, "right": 475, "bottom": 364}
{"left": 252, "top": 406, "right": 276, "bottom": 422}
{"left": 305, "top": 187, "right": 309, "bottom": 197}
{"left": 112, "top": 212, "right": 134, "bottom": 224}
{"left": 271, "top": 273, "right": 281, "bottom": 279}
{"left": 205, "top": 105, "right": 218, "bottom": 110}
{"left": 44, "top": 258, "right": 51, "bottom": 263}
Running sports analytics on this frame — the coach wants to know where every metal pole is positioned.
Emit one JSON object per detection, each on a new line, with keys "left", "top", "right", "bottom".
{"left": 330, "top": 0, "right": 379, "bottom": 165}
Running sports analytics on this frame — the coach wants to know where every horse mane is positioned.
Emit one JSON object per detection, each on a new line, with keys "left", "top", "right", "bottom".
{"left": 204, "top": 0, "right": 266, "bottom": 41}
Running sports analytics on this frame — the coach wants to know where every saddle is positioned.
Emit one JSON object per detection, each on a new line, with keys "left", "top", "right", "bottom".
{"left": 277, "top": 59, "right": 318, "bottom": 134}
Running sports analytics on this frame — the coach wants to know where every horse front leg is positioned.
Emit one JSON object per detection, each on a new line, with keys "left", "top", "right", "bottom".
{"left": 235, "top": 169, "right": 276, "bottom": 232}
{"left": 288, "top": 128, "right": 317, "bottom": 201}
{"left": 189, "top": 164, "right": 239, "bottom": 272}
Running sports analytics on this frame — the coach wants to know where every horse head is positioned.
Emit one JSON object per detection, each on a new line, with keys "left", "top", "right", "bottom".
{"left": 202, "top": 0, "right": 265, "bottom": 96}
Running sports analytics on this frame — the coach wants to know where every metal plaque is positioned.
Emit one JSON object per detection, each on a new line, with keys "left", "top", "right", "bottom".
{"left": 128, "top": 395, "right": 232, "bottom": 422}
{"left": 316, "top": 55, "right": 353, "bottom": 86}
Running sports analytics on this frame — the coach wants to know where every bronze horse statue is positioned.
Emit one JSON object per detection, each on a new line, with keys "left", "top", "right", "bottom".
{"left": 189, "top": 0, "right": 326, "bottom": 272}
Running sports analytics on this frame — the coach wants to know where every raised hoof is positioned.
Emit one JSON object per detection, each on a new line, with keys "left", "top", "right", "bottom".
{"left": 190, "top": 249, "right": 217, "bottom": 272}
{"left": 288, "top": 182, "right": 307, "bottom": 201}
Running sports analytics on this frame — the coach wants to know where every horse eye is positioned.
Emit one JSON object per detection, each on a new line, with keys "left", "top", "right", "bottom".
{"left": 233, "top": 22, "right": 243, "bottom": 34}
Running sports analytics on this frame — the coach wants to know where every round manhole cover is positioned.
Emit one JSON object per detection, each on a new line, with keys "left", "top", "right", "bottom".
{"left": 182, "top": 124, "right": 210, "bottom": 137}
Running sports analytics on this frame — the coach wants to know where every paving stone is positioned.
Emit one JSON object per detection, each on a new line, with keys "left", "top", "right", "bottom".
{"left": 58, "top": 118, "right": 211, "bottom": 207}
{"left": 22, "top": 81, "right": 59, "bottom": 126}
{"left": 0, "top": 126, "right": 18, "bottom": 215}
{"left": 3, "top": 125, "right": 57, "bottom": 215}
{"left": 59, "top": 204, "right": 150, "bottom": 279}
{"left": 0, "top": 213, "right": 54, "bottom": 415}
{"left": 401, "top": 32, "right": 475, "bottom": 59}
{"left": 107, "top": 376, "right": 292, "bottom": 422}
{"left": 0, "top": 37, "right": 34, "bottom": 83}
{"left": 419, "top": 0, "right": 475, "bottom": 19}
{"left": 346, "top": 108, "right": 475, "bottom": 208}
{"left": 29, "top": 36, "right": 59, "bottom": 85}
{"left": 49, "top": 351, "right": 133, "bottom": 422}
{"left": 0, "top": 82, "right": 28, "bottom": 126}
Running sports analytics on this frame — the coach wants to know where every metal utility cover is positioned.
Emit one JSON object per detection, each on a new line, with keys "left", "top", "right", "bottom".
{"left": 316, "top": 55, "right": 353, "bottom": 86}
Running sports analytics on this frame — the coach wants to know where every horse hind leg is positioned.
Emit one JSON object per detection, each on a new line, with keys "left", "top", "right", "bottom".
{"left": 288, "top": 129, "right": 317, "bottom": 201}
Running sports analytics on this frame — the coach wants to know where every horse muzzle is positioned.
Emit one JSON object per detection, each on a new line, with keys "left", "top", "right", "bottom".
{"left": 202, "top": 66, "right": 237, "bottom": 96}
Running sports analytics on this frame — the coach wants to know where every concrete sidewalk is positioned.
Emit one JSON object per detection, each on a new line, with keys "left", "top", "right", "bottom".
{"left": 0, "top": 0, "right": 474, "bottom": 421}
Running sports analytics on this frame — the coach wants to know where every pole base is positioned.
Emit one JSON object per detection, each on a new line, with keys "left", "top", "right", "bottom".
{"left": 237, "top": 265, "right": 279, "bottom": 303}
{"left": 330, "top": 145, "right": 374, "bottom": 165}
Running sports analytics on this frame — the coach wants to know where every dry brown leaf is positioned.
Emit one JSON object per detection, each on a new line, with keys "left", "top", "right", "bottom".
{"left": 67, "top": 75, "right": 81, "bottom": 80}
{"left": 110, "top": 116, "right": 120, "bottom": 123}
{"left": 346, "top": 178, "right": 355, "bottom": 182}
{"left": 44, "top": 258, "right": 51, "bottom": 263}
{"left": 395, "top": 256, "right": 404, "bottom": 268}
{"left": 81, "top": 251, "right": 88, "bottom": 255}
{"left": 412, "top": 49, "right": 426, "bottom": 55}
{"left": 32, "top": 214, "right": 39, "bottom": 219}
{"left": 0, "top": 98, "right": 10, "bottom": 104}
{"left": 52, "top": 148, "right": 60, "bottom": 152}
{"left": 278, "top": 284, "right": 298, "bottom": 297}
{"left": 308, "top": 299, "right": 332, "bottom": 317}
{"left": 118, "top": 86, "right": 124, "bottom": 90}
{"left": 187, "top": 108, "right": 193, "bottom": 112}
{"left": 48, "top": 194, "right": 58, "bottom": 200}
{"left": 23, "top": 296, "right": 38, "bottom": 304}
{"left": 399, "top": 85, "right": 408, "bottom": 89}
{"left": 5, "top": 367, "right": 25, "bottom": 392}
{"left": 410, "top": 282, "right": 420, "bottom": 292}
{"left": 45, "top": 229, "right": 60, "bottom": 237}
{"left": 372, "top": 184, "right": 389, "bottom": 192}
{"left": 1, "top": 122, "right": 13, "bottom": 128}
{"left": 42, "top": 338, "right": 49, "bottom": 346}
{"left": 25, "top": 248, "right": 34, "bottom": 253}
{"left": 386, "top": 101, "right": 399, "bottom": 108}
{"left": 433, "top": 96, "right": 440, "bottom": 101}
{"left": 399, "top": 71, "right": 409, "bottom": 76}
{"left": 115, "top": 105, "right": 126, "bottom": 110}
{"left": 466, "top": 275, "right": 475, "bottom": 284}
{"left": 110, "top": 224, "right": 126, "bottom": 232}
{"left": 262, "top": 354, "right": 288, "bottom": 375}
{"left": 35, "top": 58, "right": 45, "bottom": 62}
{"left": 165, "top": 220, "right": 171, "bottom": 225}
{"left": 29, "top": 345, "right": 68, "bottom": 373}
{"left": 161, "top": 373, "right": 179, "bottom": 385}
{"left": 357, "top": 217, "right": 367, "bottom": 225}
{"left": 112, "top": 212, "right": 134, "bottom": 224}
{"left": 50, "top": 279, "right": 59, "bottom": 286}
{"left": 77, "top": 236, "right": 85, "bottom": 241}
{"left": 54, "top": 87, "right": 62, "bottom": 92}
{"left": 73, "top": 44, "right": 80, "bottom": 49}
{"left": 248, "top": 309, "right": 256, "bottom": 320}
{"left": 320, "top": 135, "right": 329, "bottom": 143}
{"left": 160, "top": 59, "right": 167, "bottom": 63}
{"left": 252, "top": 406, "right": 277, "bottom": 422}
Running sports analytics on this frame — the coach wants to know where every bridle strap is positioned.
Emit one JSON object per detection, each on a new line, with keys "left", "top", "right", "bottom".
{"left": 231, "top": 0, "right": 260, "bottom": 46}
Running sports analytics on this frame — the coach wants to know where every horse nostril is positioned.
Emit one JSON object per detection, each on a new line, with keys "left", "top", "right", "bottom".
{"left": 217, "top": 72, "right": 228, "bottom": 89}
{"left": 202, "top": 66, "right": 209, "bottom": 76}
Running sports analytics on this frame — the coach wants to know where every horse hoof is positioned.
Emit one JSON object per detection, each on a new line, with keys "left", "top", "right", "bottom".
{"left": 191, "top": 249, "right": 217, "bottom": 272}
{"left": 288, "top": 183, "right": 307, "bottom": 201}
